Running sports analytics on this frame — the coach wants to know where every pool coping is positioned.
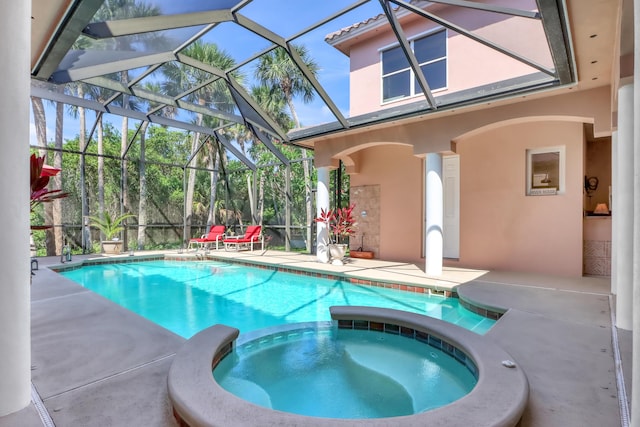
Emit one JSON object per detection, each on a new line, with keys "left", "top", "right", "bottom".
{"left": 167, "top": 306, "right": 528, "bottom": 427}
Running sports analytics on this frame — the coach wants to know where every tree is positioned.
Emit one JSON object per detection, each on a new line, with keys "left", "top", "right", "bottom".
{"left": 244, "top": 86, "right": 292, "bottom": 228}
{"left": 92, "top": 0, "right": 161, "bottom": 247}
{"left": 136, "top": 121, "right": 150, "bottom": 249}
{"left": 254, "top": 44, "right": 319, "bottom": 251}
{"left": 83, "top": 85, "right": 113, "bottom": 237}
{"left": 132, "top": 81, "right": 178, "bottom": 249}
{"left": 52, "top": 89, "right": 65, "bottom": 254}
{"left": 254, "top": 45, "right": 318, "bottom": 127}
{"left": 71, "top": 82, "right": 91, "bottom": 252}
{"left": 30, "top": 88, "right": 57, "bottom": 255}
{"left": 161, "top": 40, "right": 241, "bottom": 241}
{"left": 64, "top": 34, "right": 96, "bottom": 252}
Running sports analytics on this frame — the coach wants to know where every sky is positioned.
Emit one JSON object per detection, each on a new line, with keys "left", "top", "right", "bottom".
{"left": 30, "top": 0, "right": 387, "bottom": 147}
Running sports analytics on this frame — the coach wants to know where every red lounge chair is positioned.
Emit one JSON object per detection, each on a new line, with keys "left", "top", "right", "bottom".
{"left": 188, "top": 225, "right": 226, "bottom": 251}
{"left": 223, "top": 225, "right": 263, "bottom": 251}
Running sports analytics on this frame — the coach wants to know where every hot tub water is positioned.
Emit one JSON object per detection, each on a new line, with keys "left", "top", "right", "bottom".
{"left": 213, "top": 325, "right": 477, "bottom": 419}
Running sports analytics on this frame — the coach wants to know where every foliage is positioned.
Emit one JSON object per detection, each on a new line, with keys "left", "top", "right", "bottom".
{"left": 314, "top": 204, "right": 356, "bottom": 245}
{"left": 30, "top": 38, "right": 328, "bottom": 252}
{"left": 36, "top": 120, "right": 317, "bottom": 251}
{"left": 30, "top": 153, "right": 68, "bottom": 229}
{"left": 89, "top": 212, "right": 135, "bottom": 240}
{"left": 254, "top": 44, "right": 319, "bottom": 123}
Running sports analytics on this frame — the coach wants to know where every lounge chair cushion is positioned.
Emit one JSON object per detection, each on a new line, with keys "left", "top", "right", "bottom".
{"left": 223, "top": 225, "right": 263, "bottom": 250}
{"left": 189, "top": 225, "right": 226, "bottom": 249}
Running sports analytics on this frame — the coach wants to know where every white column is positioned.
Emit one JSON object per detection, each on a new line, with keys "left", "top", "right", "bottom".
{"left": 611, "top": 130, "right": 617, "bottom": 295}
{"left": 632, "top": 1, "right": 640, "bottom": 423}
{"left": 316, "top": 167, "right": 330, "bottom": 263}
{"left": 617, "top": 83, "right": 634, "bottom": 331}
{"left": 425, "top": 153, "right": 443, "bottom": 276}
{"left": 0, "top": 0, "right": 31, "bottom": 416}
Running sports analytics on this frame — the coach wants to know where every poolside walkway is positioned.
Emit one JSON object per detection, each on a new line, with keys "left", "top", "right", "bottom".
{"left": 0, "top": 249, "right": 629, "bottom": 427}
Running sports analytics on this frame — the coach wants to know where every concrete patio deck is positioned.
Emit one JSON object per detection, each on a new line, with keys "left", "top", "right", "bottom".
{"left": 0, "top": 249, "right": 629, "bottom": 426}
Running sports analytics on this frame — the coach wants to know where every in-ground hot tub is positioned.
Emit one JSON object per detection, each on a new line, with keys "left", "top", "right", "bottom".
{"left": 168, "top": 306, "right": 528, "bottom": 427}
{"left": 213, "top": 322, "right": 477, "bottom": 418}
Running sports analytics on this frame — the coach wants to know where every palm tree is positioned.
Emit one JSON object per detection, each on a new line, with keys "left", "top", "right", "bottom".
{"left": 200, "top": 117, "right": 229, "bottom": 228}
{"left": 135, "top": 120, "right": 149, "bottom": 249}
{"left": 65, "top": 81, "right": 91, "bottom": 252}
{"left": 247, "top": 85, "right": 293, "bottom": 228}
{"left": 113, "top": 83, "right": 142, "bottom": 250}
{"left": 84, "top": 85, "right": 113, "bottom": 236}
{"left": 250, "top": 85, "right": 294, "bottom": 130}
{"left": 135, "top": 82, "right": 176, "bottom": 249}
{"left": 254, "top": 45, "right": 318, "bottom": 128}
{"left": 254, "top": 44, "right": 319, "bottom": 252}
{"left": 30, "top": 81, "right": 70, "bottom": 256}
{"left": 115, "top": 75, "right": 144, "bottom": 235}
{"left": 90, "top": 0, "right": 161, "bottom": 247}
{"left": 52, "top": 87, "right": 65, "bottom": 255}
{"left": 93, "top": 0, "right": 160, "bottom": 25}
{"left": 62, "top": 34, "right": 93, "bottom": 252}
{"left": 30, "top": 86, "right": 57, "bottom": 255}
{"left": 161, "top": 40, "right": 241, "bottom": 242}
{"left": 30, "top": 95, "right": 47, "bottom": 152}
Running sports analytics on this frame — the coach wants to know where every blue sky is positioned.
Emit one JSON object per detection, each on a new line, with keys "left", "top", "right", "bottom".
{"left": 30, "top": 0, "right": 386, "bottom": 147}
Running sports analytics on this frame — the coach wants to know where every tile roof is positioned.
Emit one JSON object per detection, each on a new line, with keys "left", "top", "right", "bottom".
{"left": 324, "top": 0, "right": 430, "bottom": 43}
{"left": 324, "top": 13, "right": 386, "bottom": 43}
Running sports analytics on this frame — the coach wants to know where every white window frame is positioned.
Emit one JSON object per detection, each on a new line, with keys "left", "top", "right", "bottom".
{"left": 379, "top": 28, "right": 448, "bottom": 104}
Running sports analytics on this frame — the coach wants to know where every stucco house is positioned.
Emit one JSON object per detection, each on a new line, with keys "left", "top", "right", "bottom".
{"left": 307, "top": 0, "right": 618, "bottom": 282}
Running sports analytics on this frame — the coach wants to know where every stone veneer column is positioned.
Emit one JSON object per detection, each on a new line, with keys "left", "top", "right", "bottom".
{"left": 0, "top": 0, "right": 31, "bottom": 416}
{"left": 425, "top": 153, "right": 443, "bottom": 276}
{"left": 316, "top": 167, "right": 330, "bottom": 263}
{"left": 616, "top": 83, "right": 633, "bottom": 331}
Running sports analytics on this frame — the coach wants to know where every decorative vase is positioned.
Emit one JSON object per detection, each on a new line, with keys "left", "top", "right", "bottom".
{"left": 101, "top": 240, "right": 124, "bottom": 255}
{"left": 328, "top": 243, "right": 347, "bottom": 265}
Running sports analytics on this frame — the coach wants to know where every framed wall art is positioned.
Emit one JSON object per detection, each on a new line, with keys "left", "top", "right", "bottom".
{"left": 526, "top": 146, "right": 565, "bottom": 196}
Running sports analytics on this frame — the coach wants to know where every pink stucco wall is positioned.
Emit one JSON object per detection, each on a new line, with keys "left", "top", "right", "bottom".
{"left": 349, "top": 144, "right": 424, "bottom": 265}
{"left": 342, "top": 120, "right": 585, "bottom": 276}
{"left": 343, "top": 0, "right": 549, "bottom": 116}
{"left": 454, "top": 120, "right": 584, "bottom": 276}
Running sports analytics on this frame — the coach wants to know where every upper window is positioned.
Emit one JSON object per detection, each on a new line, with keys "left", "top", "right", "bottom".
{"left": 381, "top": 29, "right": 447, "bottom": 103}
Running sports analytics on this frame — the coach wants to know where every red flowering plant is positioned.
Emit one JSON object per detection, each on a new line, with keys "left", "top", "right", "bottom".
{"left": 30, "top": 153, "right": 68, "bottom": 230}
{"left": 314, "top": 204, "right": 357, "bottom": 245}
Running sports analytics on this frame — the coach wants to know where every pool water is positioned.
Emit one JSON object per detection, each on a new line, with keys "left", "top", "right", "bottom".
{"left": 213, "top": 325, "right": 477, "bottom": 418}
{"left": 60, "top": 260, "right": 494, "bottom": 337}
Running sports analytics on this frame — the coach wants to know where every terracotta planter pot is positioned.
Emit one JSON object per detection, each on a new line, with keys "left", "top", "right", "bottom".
{"left": 350, "top": 250, "right": 374, "bottom": 259}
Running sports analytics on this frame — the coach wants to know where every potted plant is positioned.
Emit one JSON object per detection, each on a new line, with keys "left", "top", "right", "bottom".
{"left": 89, "top": 212, "right": 135, "bottom": 254}
{"left": 315, "top": 204, "right": 356, "bottom": 265}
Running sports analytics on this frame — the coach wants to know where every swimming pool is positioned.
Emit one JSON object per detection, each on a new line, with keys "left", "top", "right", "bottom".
{"left": 60, "top": 260, "right": 495, "bottom": 337}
